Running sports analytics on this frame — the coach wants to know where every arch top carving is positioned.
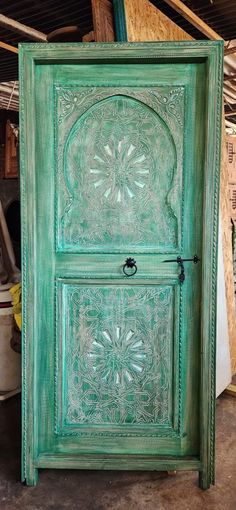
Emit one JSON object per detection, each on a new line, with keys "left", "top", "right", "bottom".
{"left": 55, "top": 87, "right": 184, "bottom": 252}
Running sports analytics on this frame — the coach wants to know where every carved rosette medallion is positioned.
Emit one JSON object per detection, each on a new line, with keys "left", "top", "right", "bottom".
{"left": 87, "top": 326, "right": 150, "bottom": 385}
{"left": 89, "top": 139, "right": 152, "bottom": 203}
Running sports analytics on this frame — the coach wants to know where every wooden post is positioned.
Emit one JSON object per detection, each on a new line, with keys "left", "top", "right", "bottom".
{"left": 91, "top": 0, "right": 115, "bottom": 42}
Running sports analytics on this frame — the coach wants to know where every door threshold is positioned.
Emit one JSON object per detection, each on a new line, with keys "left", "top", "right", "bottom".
{"left": 36, "top": 453, "right": 202, "bottom": 471}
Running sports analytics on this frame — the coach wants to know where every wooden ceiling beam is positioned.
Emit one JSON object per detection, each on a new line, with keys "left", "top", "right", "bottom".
{"left": 225, "top": 109, "right": 236, "bottom": 117}
{"left": 224, "top": 74, "right": 236, "bottom": 82}
{"left": 0, "top": 84, "right": 19, "bottom": 96}
{"left": 225, "top": 119, "right": 236, "bottom": 129}
{"left": 0, "top": 13, "right": 47, "bottom": 42}
{"left": 0, "top": 41, "right": 18, "bottom": 54}
{"left": 225, "top": 46, "right": 236, "bottom": 56}
{"left": 162, "top": 0, "right": 223, "bottom": 40}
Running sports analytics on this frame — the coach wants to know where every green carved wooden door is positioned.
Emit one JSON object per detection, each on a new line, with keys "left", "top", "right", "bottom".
{"left": 20, "top": 43, "right": 223, "bottom": 488}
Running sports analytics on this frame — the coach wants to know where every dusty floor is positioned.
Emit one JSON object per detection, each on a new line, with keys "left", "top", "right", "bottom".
{"left": 0, "top": 394, "right": 235, "bottom": 510}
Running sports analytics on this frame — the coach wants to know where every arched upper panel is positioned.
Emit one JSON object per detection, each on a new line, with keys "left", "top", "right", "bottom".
{"left": 56, "top": 88, "right": 184, "bottom": 253}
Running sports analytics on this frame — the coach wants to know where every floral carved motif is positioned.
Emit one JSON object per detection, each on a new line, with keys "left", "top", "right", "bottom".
{"left": 87, "top": 326, "right": 149, "bottom": 385}
{"left": 57, "top": 86, "right": 184, "bottom": 126}
{"left": 55, "top": 88, "right": 184, "bottom": 252}
{"left": 89, "top": 139, "right": 151, "bottom": 203}
{"left": 62, "top": 285, "right": 174, "bottom": 426}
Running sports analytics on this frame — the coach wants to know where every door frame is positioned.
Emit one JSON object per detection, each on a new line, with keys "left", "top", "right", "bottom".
{"left": 19, "top": 41, "right": 223, "bottom": 488}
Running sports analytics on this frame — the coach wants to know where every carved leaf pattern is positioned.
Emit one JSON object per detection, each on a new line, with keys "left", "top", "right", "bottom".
{"left": 55, "top": 86, "right": 184, "bottom": 252}
{"left": 149, "top": 89, "right": 184, "bottom": 126}
{"left": 63, "top": 285, "right": 173, "bottom": 426}
{"left": 57, "top": 86, "right": 184, "bottom": 127}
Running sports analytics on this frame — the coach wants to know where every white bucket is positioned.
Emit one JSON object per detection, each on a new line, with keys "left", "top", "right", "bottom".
{"left": 0, "top": 283, "right": 21, "bottom": 392}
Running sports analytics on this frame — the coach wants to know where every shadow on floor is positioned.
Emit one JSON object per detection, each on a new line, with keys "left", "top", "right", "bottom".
{"left": 0, "top": 394, "right": 235, "bottom": 510}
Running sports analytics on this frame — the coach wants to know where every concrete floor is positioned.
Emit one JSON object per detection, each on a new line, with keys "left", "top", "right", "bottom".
{"left": 0, "top": 394, "right": 235, "bottom": 510}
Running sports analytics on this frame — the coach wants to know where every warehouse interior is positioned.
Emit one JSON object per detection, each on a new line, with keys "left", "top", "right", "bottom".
{"left": 0, "top": 1, "right": 235, "bottom": 509}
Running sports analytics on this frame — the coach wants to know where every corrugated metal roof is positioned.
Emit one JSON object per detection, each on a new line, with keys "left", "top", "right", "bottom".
{"left": 186, "top": 0, "right": 236, "bottom": 41}
{"left": 0, "top": 81, "right": 18, "bottom": 111}
{"left": 151, "top": 0, "right": 236, "bottom": 40}
{"left": 0, "top": 0, "right": 93, "bottom": 82}
{"left": 0, "top": 48, "right": 18, "bottom": 83}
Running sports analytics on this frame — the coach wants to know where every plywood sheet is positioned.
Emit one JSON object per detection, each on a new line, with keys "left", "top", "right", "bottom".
{"left": 124, "top": 0, "right": 193, "bottom": 41}
{"left": 226, "top": 135, "right": 236, "bottom": 222}
{"left": 5, "top": 119, "right": 18, "bottom": 178}
{"left": 221, "top": 130, "right": 236, "bottom": 373}
{"left": 216, "top": 218, "right": 232, "bottom": 395}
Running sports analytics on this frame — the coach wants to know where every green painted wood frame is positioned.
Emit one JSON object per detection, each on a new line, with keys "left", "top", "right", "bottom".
{"left": 19, "top": 41, "right": 223, "bottom": 488}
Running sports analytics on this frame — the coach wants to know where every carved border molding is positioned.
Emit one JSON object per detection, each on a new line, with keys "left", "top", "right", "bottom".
{"left": 19, "top": 56, "right": 27, "bottom": 483}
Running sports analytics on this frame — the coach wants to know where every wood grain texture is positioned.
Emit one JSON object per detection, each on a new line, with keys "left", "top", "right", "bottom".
{"left": 220, "top": 121, "right": 236, "bottom": 374}
{"left": 5, "top": 119, "right": 18, "bottom": 178}
{"left": 36, "top": 453, "right": 202, "bottom": 471}
{"left": 82, "top": 31, "right": 95, "bottom": 42}
{"left": 124, "top": 0, "right": 193, "bottom": 42}
{"left": 92, "top": 0, "right": 115, "bottom": 42}
{"left": 0, "top": 144, "right": 4, "bottom": 178}
{"left": 19, "top": 42, "right": 223, "bottom": 489}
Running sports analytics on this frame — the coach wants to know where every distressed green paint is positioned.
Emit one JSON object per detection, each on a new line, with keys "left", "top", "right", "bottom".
{"left": 36, "top": 454, "right": 202, "bottom": 471}
{"left": 58, "top": 281, "right": 176, "bottom": 433}
{"left": 57, "top": 87, "right": 183, "bottom": 252}
{"left": 19, "top": 42, "right": 223, "bottom": 488}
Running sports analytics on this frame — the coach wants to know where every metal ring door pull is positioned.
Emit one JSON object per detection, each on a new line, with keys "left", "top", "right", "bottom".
{"left": 123, "top": 257, "right": 137, "bottom": 277}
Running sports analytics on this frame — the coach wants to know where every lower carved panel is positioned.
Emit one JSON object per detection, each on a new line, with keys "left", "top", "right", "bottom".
{"left": 56, "top": 281, "right": 179, "bottom": 435}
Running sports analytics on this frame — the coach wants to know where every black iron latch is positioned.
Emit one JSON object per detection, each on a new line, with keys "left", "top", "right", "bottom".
{"left": 163, "top": 255, "right": 200, "bottom": 284}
